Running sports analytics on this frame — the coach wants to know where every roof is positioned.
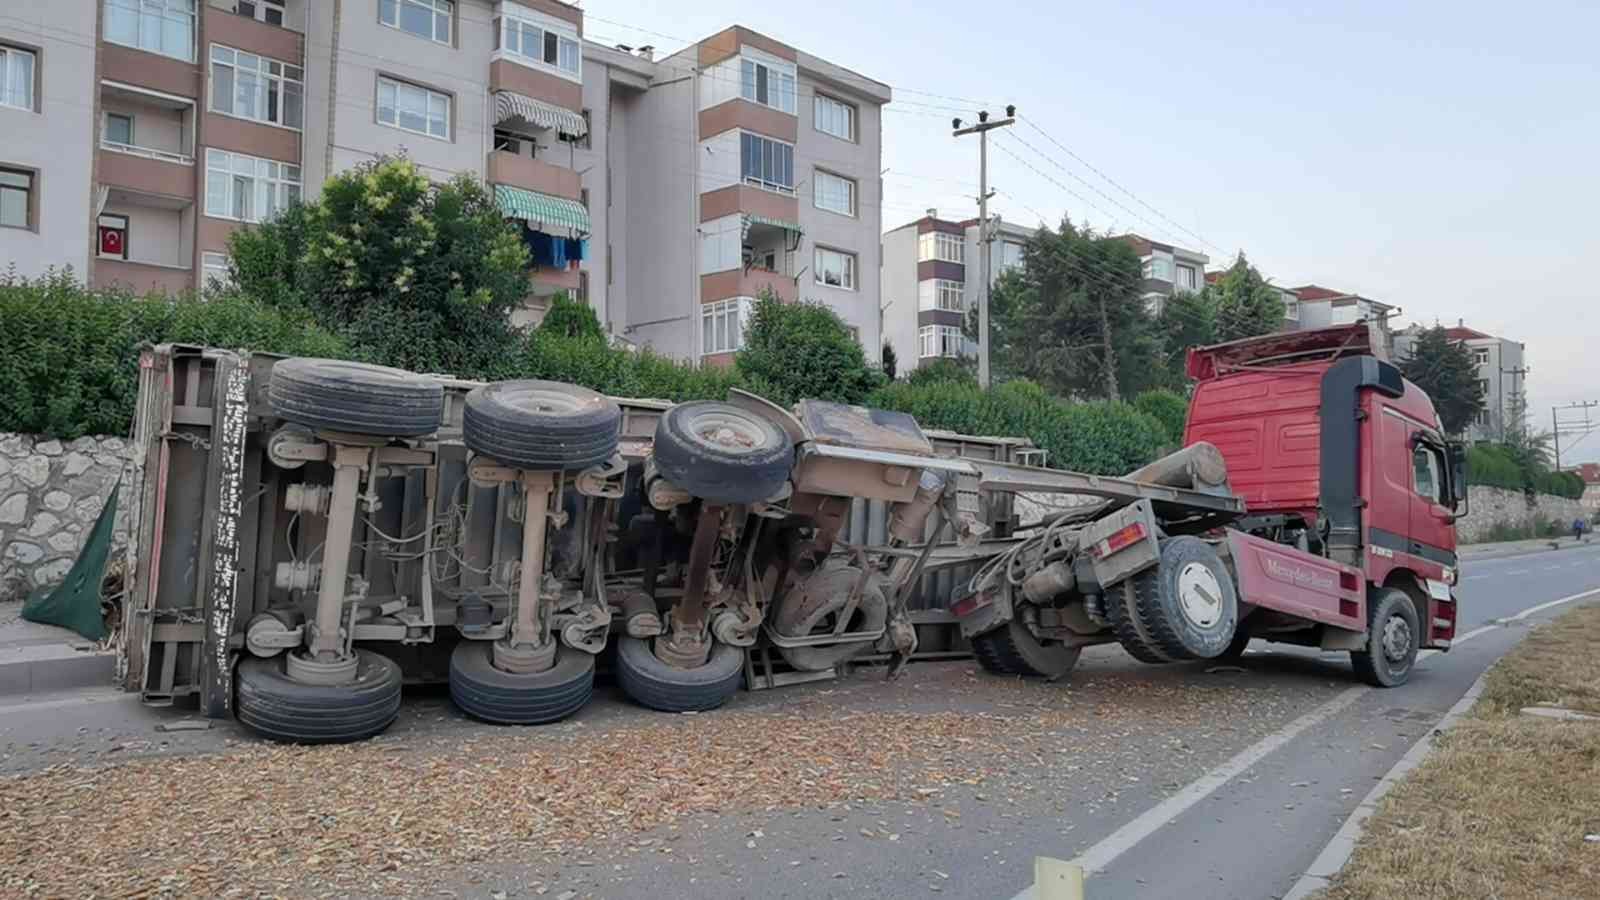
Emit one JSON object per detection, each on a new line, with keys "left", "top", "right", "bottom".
{"left": 1121, "top": 233, "right": 1207, "bottom": 262}
{"left": 1292, "top": 284, "right": 1394, "bottom": 310}
{"left": 1575, "top": 462, "right": 1600, "bottom": 485}
{"left": 1443, "top": 326, "right": 1493, "bottom": 341}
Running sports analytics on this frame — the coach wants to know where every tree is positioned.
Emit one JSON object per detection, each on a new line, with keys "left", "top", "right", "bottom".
{"left": 975, "top": 219, "right": 1161, "bottom": 401}
{"left": 1397, "top": 325, "right": 1486, "bottom": 436}
{"left": 228, "top": 155, "right": 530, "bottom": 378}
{"left": 880, "top": 342, "right": 897, "bottom": 380}
{"left": 1207, "top": 253, "right": 1285, "bottom": 342}
{"left": 1155, "top": 289, "right": 1216, "bottom": 391}
{"left": 737, "top": 294, "right": 881, "bottom": 406}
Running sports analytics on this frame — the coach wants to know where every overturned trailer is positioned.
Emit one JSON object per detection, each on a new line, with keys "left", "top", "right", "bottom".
{"left": 120, "top": 345, "right": 1045, "bottom": 740}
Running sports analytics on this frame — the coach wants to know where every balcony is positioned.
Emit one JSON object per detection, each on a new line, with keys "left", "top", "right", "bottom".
{"left": 487, "top": 148, "right": 582, "bottom": 201}
{"left": 700, "top": 216, "right": 799, "bottom": 304}
{"left": 98, "top": 82, "right": 197, "bottom": 201}
{"left": 204, "top": 1, "right": 308, "bottom": 61}
{"left": 93, "top": 188, "right": 196, "bottom": 296}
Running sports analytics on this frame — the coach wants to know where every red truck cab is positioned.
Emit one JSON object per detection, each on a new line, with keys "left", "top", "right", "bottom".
{"left": 1185, "top": 324, "right": 1464, "bottom": 655}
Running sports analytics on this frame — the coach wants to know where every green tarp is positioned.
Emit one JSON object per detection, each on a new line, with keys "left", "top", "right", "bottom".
{"left": 20, "top": 479, "right": 119, "bottom": 642}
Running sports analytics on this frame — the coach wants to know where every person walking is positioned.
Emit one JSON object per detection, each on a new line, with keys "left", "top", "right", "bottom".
{"left": 1574, "top": 517, "right": 1588, "bottom": 542}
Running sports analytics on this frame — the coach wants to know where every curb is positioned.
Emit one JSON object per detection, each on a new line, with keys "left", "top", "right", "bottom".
{"left": 1458, "top": 538, "right": 1591, "bottom": 563}
{"left": 1281, "top": 664, "right": 1493, "bottom": 899}
{"left": 0, "top": 644, "right": 117, "bottom": 697}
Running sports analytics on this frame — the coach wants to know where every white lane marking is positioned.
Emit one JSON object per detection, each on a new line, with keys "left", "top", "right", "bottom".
{"left": 1463, "top": 575, "right": 1489, "bottom": 581}
{"left": 1007, "top": 686, "right": 1368, "bottom": 898}
{"left": 1006, "top": 585, "right": 1600, "bottom": 899}
{"left": 1509, "top": 587, "right": 1600, "bottom": 621}
{"left": 1504, "top": 569, "right": 1530, "bottom": 576}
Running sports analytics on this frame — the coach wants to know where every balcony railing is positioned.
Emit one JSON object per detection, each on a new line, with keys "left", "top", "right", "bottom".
{"left": 742, "top": 176, "right": 795, "bottom": 196}
{"left": 101, "top": 140, "right": 195, "bottom": 166}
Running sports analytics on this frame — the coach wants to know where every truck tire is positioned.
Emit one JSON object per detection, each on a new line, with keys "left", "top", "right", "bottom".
{"left": 464, "top": 380, "right": 620, "bottom": 471}
{"left": 235, "top": 649, "right": 402, "bottom": 744}
{"left": 615, "top": 636, "right": 745, "bottom": 712}
{"left": 971, "top": 619, "right": 1082, "bottom": 679}
{"left": 652, "top": 402, "right": 792, "bottom": 505}
{"left": 1351, "top": 588, "right": 1420, "bottom": 687}
{"left": 772, "top": 565, "right": 888, "bottom": 672}
{"left": 1218, "top": 615, "right": 1254, "bottom": 660}
{"left": 449, "top": 640, "right": 595, "bottom": 725}
{"left": 1107, "top": 579, "right": 1177, "bottom": 664}
{"left": 268, "top": 358, "right": 443, "bottom": 437}
{"left": 1122, "top": 537, "right": 1240, "bottom": 661}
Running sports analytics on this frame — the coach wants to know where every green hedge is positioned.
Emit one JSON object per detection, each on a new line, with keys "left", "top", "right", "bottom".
{"left": 1467, "top": 443, "right": 1584, "bottom": 499}
{"left": 866, "top": 378, "right": 1168, "bottom": 475}
{"left": 0, "top": 273, "right": 347, "bottom": 438}
{"left": 1132, "top": 389, "right": 1189, "bottom": 449}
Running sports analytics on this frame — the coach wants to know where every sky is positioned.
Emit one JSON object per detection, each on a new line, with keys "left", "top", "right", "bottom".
{"left": 581, "top": 0, "right": 1600, "bottom": 463}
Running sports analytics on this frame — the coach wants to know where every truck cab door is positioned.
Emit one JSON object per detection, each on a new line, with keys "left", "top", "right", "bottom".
{"left": 1407, "top": 437, "right": 1455, "bottom": 569}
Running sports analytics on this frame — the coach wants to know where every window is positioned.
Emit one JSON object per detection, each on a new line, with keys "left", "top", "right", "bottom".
{"left": 1000, "top": 240, "right": 1024, "bottom": 272}
{"left": 1, "top": 45, "right": 35, "bottom": 111}
{"left": 559, "top": 110, "right": 591, "bottom": 149}
{"left": 919, "top": 325, "right": 963, "bottom": 359}
{"left": 1143, "top": 256, "right": 1173, "bottom": 281}
{"left": 1477, "top": 378, "right": 1490, "bottom": 397}
{"left": 493, "top": 128, "right": 526, "bottom": 156}
{"left": 379, "top": 0, "right": 451, "bottom": 44}
{"left": 234, "top": 0, "right": 285, "bottom": 26}
{"left": 211, "top": 46, "right": 304, "bottom": 129}
{"left": 702, "top": 297, "right": 753, "bottom": 354}
{"left": 97, "top": 214, "right": 129, "bottom": 259}
{"left": 918, "top": 231, "right": 964, "bottom": 264}
{"left": 739, "top": 132, "right": 793, "bottom": 194}
{"left": 105, "top": 0, "right": 197, "bottom": 62}
{"left": 0, "top": 168, "right": 32, "bottom": 230}
{"left": 105, "top": 113, "right": 134, "bottom": 146}
{"left": 499, "top": 12, "right": 581, "bottom": 79}
{"left": 201, "top": 252, "right": 231, "bottom": 293}
{"left": 814, "top": 247, "right": 856, "bottom": 290}
{"left": 1473, "top": 348, "right": 1490, "bottom": 366}
{"left": 814, "top": 94, "right": 854, "bottom": 140}
{"left": 1283, "top": 296, "right": 1300, "bottom": 321}
{"left": 205, "top": 148, "right": 300, "bottom": 223}
{"left": 918, "top": 278, "right": 964, "bottom": 312}
{"left": 1175, "top": 263, "right": 1198, "bottom": 291}
{"left": 740, "top": 54, "right": 796, "bottom": 114}
{"left": 377, "top": 76, "right": 450, "bottom": 139}
{"left": 1412, "top": 444, "right": 1444, "bottom": 504}
{"left": 813, "top": 170, "right": 856, "bottom": 216}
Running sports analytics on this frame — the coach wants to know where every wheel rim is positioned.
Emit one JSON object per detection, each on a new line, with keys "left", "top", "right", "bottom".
{"left": 1176, "top": 561, "right": 1224, "bottom": 628}
{"left": 506, "top": 385, "right": 586, "bottom": 416}
{"left": 1382, "top": 614, "right": 1413, "bottom": 665}
{"left": 685, "top": 407, "right": 771, "bottom": 456}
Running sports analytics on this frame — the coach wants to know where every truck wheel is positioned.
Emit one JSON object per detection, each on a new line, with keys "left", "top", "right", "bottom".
{"left": 464, "top": 380, "right": 620, "bottom": 471}
{"left": 652, "top": 402, "right": 792, "bottom": 505}
{"left": 772, "top": 565, "right": 888, "bottom": 672}
{"left": 235, "top": 649, "right": 402, "bottom": 744}
{"left": 1218, "top": 616, "right": 1254, "bottom": 660}
{"left": 615, "top": 636, "right": 745, "bottom": 712}
{"left": 1124, "top": 537, "right": 1240, "bottom": 661}
{"left": 1107, "top": 579, "right": 1177, "bottom": 664}
{"left": 448, "top": 640, "right": 595, "bottom": 725}
{"left": 268, "top": 358, "right": 443, "bottom": 437}
{"left": 971, "top": 619, "right": 1081, "bottom": 679}
{"left": 1351, "top": 588, "right": 1420, "bottom": 687}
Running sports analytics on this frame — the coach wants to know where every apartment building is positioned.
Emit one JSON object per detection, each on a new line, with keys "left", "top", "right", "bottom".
{"left": 1392, "top": 321, "right": 1526, "bottom": 442}
{"left": 880, "top": 209, "right": 1033, "bottom": 372}
{"left": 1121, "top": 233, "right": 1207, "bottom": 315}
{"left": 0, "top": 4, "right": 890, "bottom": 365}
{"left": 1284, "top": 284, "right": 1397, "bottom": 356}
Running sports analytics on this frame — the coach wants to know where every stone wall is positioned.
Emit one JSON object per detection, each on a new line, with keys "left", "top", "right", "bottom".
{"left": 1456, "top": 484, "right": 1588, "bottom": 544}
{"left": 0, "top": 434, "right": 140, "bottom": 602}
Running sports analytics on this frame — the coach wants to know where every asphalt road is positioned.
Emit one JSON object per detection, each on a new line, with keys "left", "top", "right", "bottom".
{"left": 2, "top": 541, "right": 1596, "bottom": 899}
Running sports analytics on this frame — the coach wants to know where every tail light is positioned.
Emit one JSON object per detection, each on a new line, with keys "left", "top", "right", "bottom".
{"left": 1089, "top": 521, "right": 1148, "bottom": 560}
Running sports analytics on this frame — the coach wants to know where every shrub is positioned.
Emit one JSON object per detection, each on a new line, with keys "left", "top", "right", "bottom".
{"left": 866, "top": 377, "right": 1167, "bottom": 474}
{"left": 0, "top": 273, "right": 346, "bottom": 438}
{"left": 737, "top": 296, "right": 881, "bottom": 406}
{"left": 904, "top": 358, "right": 977, "bottom": 387}
{"left": 1132, "top": 389, "right": 1189, "bottom": 449}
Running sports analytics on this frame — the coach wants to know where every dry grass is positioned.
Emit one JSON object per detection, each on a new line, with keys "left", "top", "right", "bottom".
{"left": 1322, "top": 603, "right": 1600, "bottom": 900}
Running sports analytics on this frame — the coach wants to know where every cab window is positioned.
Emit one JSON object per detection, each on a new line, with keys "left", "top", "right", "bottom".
{"left": 1412, "top": 444, "right": 1445, "bottom": 504}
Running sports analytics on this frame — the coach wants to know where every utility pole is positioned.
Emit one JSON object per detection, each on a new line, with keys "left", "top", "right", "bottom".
{"left": 1499, "top": 365, "right": 1530, "bottom": 440}
{"left": 953, "top": 105, "right": 1015, "bottom": 388}
{"left": 1553, "top": 400, "right": 1599, "bottom": 471}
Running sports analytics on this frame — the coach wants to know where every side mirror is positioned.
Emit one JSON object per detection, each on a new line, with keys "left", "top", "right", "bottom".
{"left": 1447, "top": 442, "right": 1469, "bottom": 515}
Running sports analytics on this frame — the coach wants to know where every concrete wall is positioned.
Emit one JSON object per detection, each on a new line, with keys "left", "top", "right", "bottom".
{"left": 1457, "top": 485, "right": 1588, "bottom": 544}
{"left": 0, "top": 435, "right": 138, "bottom": 603}
{"left": 0, "top": 5, "right": 97, "bottom": 279}
{"left": 621, "top": 74, "right": 695, "bottom": 356}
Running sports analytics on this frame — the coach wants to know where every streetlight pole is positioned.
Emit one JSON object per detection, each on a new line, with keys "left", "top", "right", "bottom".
{"left": 953, "top": 106, "right": 1015, "bottom": 388}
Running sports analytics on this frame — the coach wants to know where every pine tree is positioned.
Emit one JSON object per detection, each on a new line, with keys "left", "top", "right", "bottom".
{"left": 1207, "top": 253, "right": 1284, "bottom": 342}
{"left": 1397, "top": 326, "right": 1487, "bottom": 436}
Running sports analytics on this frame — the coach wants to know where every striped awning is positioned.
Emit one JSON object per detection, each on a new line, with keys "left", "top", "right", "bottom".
{"left": 494, "top": 91, "right": 587, "bottom": 136}
{"left": 741, "top": 213, "right": 802, "bottom": 240}
{"left": 495, "top": 184, "right": 591, "bottom": 239}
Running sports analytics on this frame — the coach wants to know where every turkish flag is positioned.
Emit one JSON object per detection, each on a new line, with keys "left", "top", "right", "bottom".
{"left": 99, "top": 226, "right": 124, "bottom": 257}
